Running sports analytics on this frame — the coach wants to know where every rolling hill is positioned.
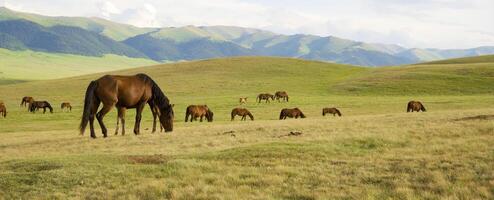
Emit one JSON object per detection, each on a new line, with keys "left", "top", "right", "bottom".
{"left": 0, "top": 48, "right": 157, "bottom": 83}
{"left": 1, "top": 7, "right": 493, "bottom": 67}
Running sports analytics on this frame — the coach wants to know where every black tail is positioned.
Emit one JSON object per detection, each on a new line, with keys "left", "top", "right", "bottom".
{"left": 80, "top": 81, "right": 98, "bottom": 135}
{"left": 279, "top": 110, "right": 285, "bottom": 120}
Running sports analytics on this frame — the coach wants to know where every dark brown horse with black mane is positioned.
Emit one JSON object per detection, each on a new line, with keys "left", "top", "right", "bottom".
{"left": 80, "top": 74, "right": 174, "bottom": 138}
{"left": 322, "top": 108, "right": 342, "bottom": 117}
{"left": 257, "top": 93, "right": 275, "bottom": 103}
{"left": 29, "top": 101, "right": 53, "bottom": 113}
{"left": 20, "top": 96, "right": 34, "bottom": 108}
{"left": 279, "top": 108, "right": 306, "bottom": 120}
{"left": 275, "top": 91, "right": 289, "bottom": 102}
{"left": 185, "top": 105, "right": 213, "bottom": 122}
{"left": 0, "top": 102, "right": 6, "bottom": 118}
{"left": 407, "top": 101, "right": 426, "bottom": 112}
{"left": 61, "top": 102, "right": 72, "bottom": 112}
{"left": 231, "top": 108, "right": 254, "bottom": 121}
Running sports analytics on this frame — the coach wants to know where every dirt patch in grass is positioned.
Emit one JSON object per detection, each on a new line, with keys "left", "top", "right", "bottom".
{"left": 126, "top": 155, "right": 170, "bottom": 165}
{"left": 455, "top": 115, "right": 494, "bottom": 121}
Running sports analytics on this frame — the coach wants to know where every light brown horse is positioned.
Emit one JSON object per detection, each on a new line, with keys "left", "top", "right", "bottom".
{"left": 257, "top": 93, "right": 275, "bottom": 103}
{"left": 185, "top": 105, "right": 213, "bottom": 122}
{"left": 279, "top": 108, "right": 306, "bottom": 120}
{"left": 275, "top": 91, "right": 289, "bottom": 102}
{"left": 322, "top": 108, "right": 342, "bottom": 117}
{"left": 239, "top": 97, "right": 247, "bottom": 104}
{"left": 0, "top": 102, "right": 6, "bottom": 118}
{"left": 61, "top": 102, "right": 72, "bottom": 112}
{"left": 407, "top": 101, "right": 426, "bottom": 112}
{"left": 29, "top": 101, "right": 53, "bottom": 113}
{"left": 20, "top": 96, "right": 34, "bottom": 108}
{"left": 231, "top": 108, "right": 254, "bottom": 121}
{"left": 80, "top": 74, "right": 174, "bottom": 138}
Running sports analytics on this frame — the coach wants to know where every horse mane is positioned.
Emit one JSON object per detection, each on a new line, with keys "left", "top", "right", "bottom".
{"left": 138, "top": 74, "right": 170, "bottom": 110}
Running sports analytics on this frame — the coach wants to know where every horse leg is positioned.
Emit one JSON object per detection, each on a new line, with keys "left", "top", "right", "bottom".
{"left": 43, "top": 107, "right": 46, "bottom": 114}
{"left": 231, "top": 113, "right": 235, "bottom": 121}
{"left": 151, "top": 106, "right": 157, "bottom": 133}
{"left": 134, "top": 102, "right": 146, "bottom": 135}
{"left": 96, "top": 104, "right": 113, "bottom": 138}
{"left": 89, "top": 100, "right": 100, "bottom": 138}
{"left": 115, "top": 107, "right": 126, "bottom": 135}
{"left": 200, "top": 115, "right": 204, "bottom": 122}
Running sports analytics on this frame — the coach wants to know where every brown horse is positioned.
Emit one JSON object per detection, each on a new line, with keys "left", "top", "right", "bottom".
{"left": 80, "top": 74, "right": 174, "bottom": 138}
{"left": 279, "top": 108, "right": 306, "bottom": 120}
{"left": 275, "top": 91, "right": 289, "bottom": 102}
{"left": 29, "top": 101, "right": 53, "bottom": 113}
{"left": 407, "top": 101, "right": 426, "bottom": 112}
{"left": 322, "top": 108, "right": 342, "bottom": 117}
{"left": 0, "top": 102, "right": 6, "bottom": 118}
{"left": 231, "top": 108, "right": 254, "bottom": 121}
{"left": 257, "top": 93, "right": 275, "bottom": 103}
{"left": 185, "top": 105, "right": 213, "bottom": 122}
{"left": 61, "top": 102, "right": 72, "bottom": 112}
{"left": 20, "top": 96, "right": 34, "bottom": 108}
{"left": 239, "top": 97, "right": 247, "bottom": 104}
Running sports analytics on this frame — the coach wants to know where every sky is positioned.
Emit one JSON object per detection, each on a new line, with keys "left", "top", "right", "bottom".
{"left": 1, "top": 0, "right": 493, "bottom": 49}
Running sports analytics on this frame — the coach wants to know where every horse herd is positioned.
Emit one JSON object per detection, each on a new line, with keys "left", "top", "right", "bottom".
{"left": 0, "top": 74, "right": 427, "bottom": 139}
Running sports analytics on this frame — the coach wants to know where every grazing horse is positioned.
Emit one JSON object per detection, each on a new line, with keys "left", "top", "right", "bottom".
{"left": 407, "top": 101, "right": 426, "bottom": 112}
{"left": 279, "top": 108, "right": 306, "bottom": 120}
{"left": 231, "top": 108, "right": 254, "bottom": 121}
{"left": 80, "top": 74, "right": 174, "bottom": 138}
{"left": 322, "top": 108, "right": 342, "bottom": 117}
{"left": 61, "top": 102, "right": 72, "bottom": 112}
{"left": 29, "top": 101, "right": 53, "bottom": 113}
{"left": 185, "top": 105, "right": 213, "bottom": 122}
{"left": 275, "top": 91, "right": 289, "bottom": 102}
{"left": 257, "top": 93, "right": 275, "bottom": 103}
{"left": 0, "top": 102, "right": 6, "bottom": 118}
{"left": 20, "top": 96, "right": 34, "bottom": 107}
{"left": 239, "top": 97, "right": 247, "bottom": 104}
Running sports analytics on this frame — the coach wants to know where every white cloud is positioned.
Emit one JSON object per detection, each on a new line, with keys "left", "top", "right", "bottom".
{"left": 1, "top": 0, "right": 493, "bottom": 49}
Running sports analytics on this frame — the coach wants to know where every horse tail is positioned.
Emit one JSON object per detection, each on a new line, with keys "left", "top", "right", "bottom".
{"left": 279, "top": 110, "right": 284, "bottom": 120}
{"left": 185, "top": 107, "right": 190, "bottom": 122}
{"left": 20, "top": 99, "right": 24, "bottom": 107}
{"left": 61, "top": 103, "right": 64, "bottom": 109}
{"left": 231, "top": 109, "right": 235, "bottom": 121}
{"left": 248, "top": 112, "right": 254, "bottom": 120}
{"left": 407, "top": 102, "right": 411, "bottom": 112}
{"left": 80, "top": 81, "right": 98, "bottom": 135}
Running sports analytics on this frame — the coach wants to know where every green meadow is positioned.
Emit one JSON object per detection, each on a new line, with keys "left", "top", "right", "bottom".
{"left": 0, "top": 49, "right": 157, "bottom": 83}
{"left": 0, "top": 56, "right": 493, "bottom": 199}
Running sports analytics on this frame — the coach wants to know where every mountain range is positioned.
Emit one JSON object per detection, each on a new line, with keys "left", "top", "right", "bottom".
{"left": 1, "top": 7, "right": 493, "bottom": 67}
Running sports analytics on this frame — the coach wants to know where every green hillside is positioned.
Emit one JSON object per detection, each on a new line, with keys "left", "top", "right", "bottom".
{"left": 418, "top": 54, "right": 494, "bottom": 65}
{"left": 0, "top": 7, "right": 155, "bottom": 41}
{"left": 0, "top": 48, "right": 157, "bottom": 82}
{"left": 0, "top": 56, "right": 493, "bottom": 199}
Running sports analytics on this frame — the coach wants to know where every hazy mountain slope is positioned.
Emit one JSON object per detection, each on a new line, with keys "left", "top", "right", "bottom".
{"left": 0, "top": 7, "right": 155, "bottom": 41}
{"left": 0, "top": 20, "right": 146, "bottom": 58}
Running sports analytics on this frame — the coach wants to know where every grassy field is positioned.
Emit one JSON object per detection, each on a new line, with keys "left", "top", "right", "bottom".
{"left": 0, "top": 49, "right": 157, "bottom": 83}
{"left": 0, "top": 56, "right": 493, "bottom": 199}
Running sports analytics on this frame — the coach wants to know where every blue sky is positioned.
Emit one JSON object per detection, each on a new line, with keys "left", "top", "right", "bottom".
{"left": 1, "top": 0, "right": 493, "bottom": 49}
